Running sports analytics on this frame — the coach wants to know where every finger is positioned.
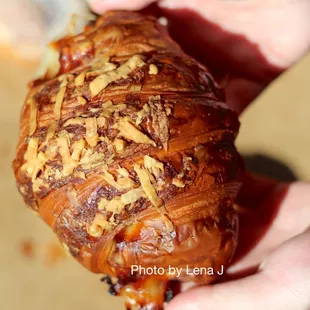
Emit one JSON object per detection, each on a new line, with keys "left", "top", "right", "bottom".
{"left": 160, "top": 3, "right": 283, "bottom": 83}
{"left": 86, "top": 1, "right": 283, "bottom": 114}
{"left": 156, "top": 3, "right": 285, "bottom": 113}
{"left": 168, "top": 229, "right": 310, "bottom": 310}
{"left": 87, "top": 0, "right": 310, "bottom": 114}
{"left": 87, "top": 0, "right": 155, "bottom": 13}
{"left": 229, "top": 176, "right": 310, "bottom": 276}
{"left": 169, "top": 275, "right": 303, "bottom": 310}
{"left": 180, "top": 178, "right": 310, "bottom": 287}
{"left": 160, "top": 0, "right": 310, "bottom": 69}
{"left": 88, "top": 0, "right": 310, "bottom": 70}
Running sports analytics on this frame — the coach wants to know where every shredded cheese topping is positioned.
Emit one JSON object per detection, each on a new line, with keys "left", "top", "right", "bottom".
{"left": 117, "top": 167, "right": 130, "bottom": 178}
{"left": 96, "top": 116, "right": 106, "bottom": 128}
{"left": 57, "top": 136, "right": 77, "bottom": 176}
{"left": 97, "top": 196, "right": 125, "bottom": 216}
{"left": 105, "top": 198, "right": 125, "bottom": 213}
{"left": 71, "top": 139, "right": 86, "bottom": 161}
{"left": 97, "top": 198, "right": 109, "bottom": 210}
{"left": 54, "top": 77, "right": 68, "bottom": 120}
{"left": 102, "top": 168, "right": 133, "bottom": 191}
{"left": 144, "top": 155, "right": 164, "bottom": 179}
{"left": 149, "top": 64, "right": 158, "bottom": 75}
{"left": 101, "top": 100, "right": 126, "bottom": 117}
{"left": 22, "top": 138, "right": 46, "bottom": 180}
{"left": 87, "top": 62, "right": 117, "bottom": 77}
{"left": 85, "top": 118, "right": 98, "bottom": 147}
{"left": 89, "top": 214, "right": 110, "bottom": 237}
{"left": 64, "top": 117, "right": 85, "bottom": 127}
{"left": 114, "top": 138, "right": 126, "bottom": 153}
{"left": 45, "top": 122, "right": 57, "bottom": 142}
{"left": 134, "top": 164, "right": 162, "bottom": 208}
{"left": 29, "top": 98, "right": 37, "bottom": 136}
{"left": 73, "top": 171, "right": 86, "bottom": 180}
{"left": 116, "top": 119, "right": 155, "bottom": 146}
{"left": 89, "top": 55, "right": 146, "bottom": 96}
{"left": 75, "top": 72, "right": 86, "bottom": 87}
{"left": 45, "top": 143, "right": 58, "bottom": 160}
{"left": 77, "top": 96, "right": 87, "bottom": 105}
{"left": 172, "top": 178, "right": 185, "bottom": 188}
{"left": 32, "top": 178, "right": 46, "bottom": 193}
{"left": 130, "top": 85, "right": 142, "bottom": 92}
{"left": 97, "top": 187, "right": 144, "bottom": 215}
{"left": 121, "top": 187, "right": 145, "bottom": 204}
{"left": 80, "top": 152, "right": 106, "bottom": 169}
{"left": 135, "top": 104, "right": 150, "bottom": 125}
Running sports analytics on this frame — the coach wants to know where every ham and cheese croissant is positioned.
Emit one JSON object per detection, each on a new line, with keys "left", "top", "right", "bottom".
{"left": 13, "top": 10, "right": 243, "bottom": 310}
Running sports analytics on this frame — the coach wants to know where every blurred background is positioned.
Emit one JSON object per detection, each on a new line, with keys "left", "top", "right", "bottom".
{"left": 0, "top": 0, "right": 309, "bottom": 309}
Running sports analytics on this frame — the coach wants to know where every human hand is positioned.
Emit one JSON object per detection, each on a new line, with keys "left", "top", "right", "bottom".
{"left": 175, "top": 174, "right": 310, "bottom": 310}
{"left": 87, "top": 0, "right": 310, "bottom": 114}
{"left": 87, "top": 1, "right": 310, "bottom": 309}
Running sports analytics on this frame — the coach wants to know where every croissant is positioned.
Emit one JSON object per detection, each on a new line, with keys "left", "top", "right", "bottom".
{"left": 13, "top": 10, "right": 243, "bottom": 310}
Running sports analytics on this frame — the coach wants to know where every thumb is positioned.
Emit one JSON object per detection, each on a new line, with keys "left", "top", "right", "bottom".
{"left": 167, "top": 228, "right": 310, "bottom": 310}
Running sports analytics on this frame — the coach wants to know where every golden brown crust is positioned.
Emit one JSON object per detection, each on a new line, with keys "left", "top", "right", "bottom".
{"left": 13, "top": 11, "right": 243, "bottom": 309}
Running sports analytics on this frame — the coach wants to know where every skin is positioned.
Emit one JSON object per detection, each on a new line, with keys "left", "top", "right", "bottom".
{"left": 88, "top": 1, "right": 310, "bottom": 309}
